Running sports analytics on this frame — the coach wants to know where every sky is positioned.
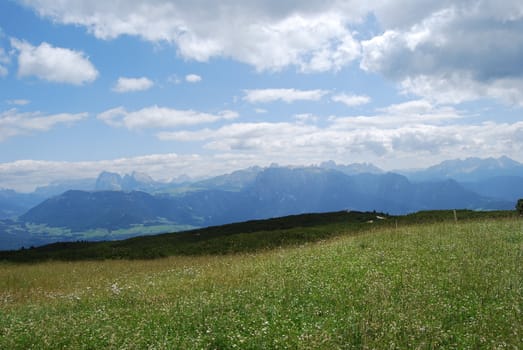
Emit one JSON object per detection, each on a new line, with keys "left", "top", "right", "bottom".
{"left": 1, "top": 0, "right": 523, "bottom": 192}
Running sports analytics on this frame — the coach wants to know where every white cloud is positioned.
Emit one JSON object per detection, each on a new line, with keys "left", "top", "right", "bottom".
{"left": 185, "top": 74, "right": 201, "bottom": 83}
{"left": 378, "top": 99, "right": 444, "bottom": 116}
{"left": 155, "top": 116, "right": 523, "bottom": 169}
{"left": 254, "top": 108, "right": 267, "bottom": 114}
{"left": 0, "top": 108, "right": 87, "bottom": 141}
{"left": 19, "top": 0, "right": 364, "bottom": 72}
{"left": 3, "top": 102, "right": 523, "bottom": 192}
{"left": 6, "top": 99, "right": 30, "bottom": 106}
{"left": 10, "top": 39, "right": 98, "bottom": 85}
{"left": 332, "top": 93, "right": 371, "bottom": 107}
{"left": 243, "top": 88, "right": 328, "bottom": 104}
{"left": 153, "top": 98, "right": 523, "bottom": 171}
{"left": 361, "top": 1, "right": 523, "bottom": 105}
{"left": 332, "top": 101, "right": 463, "bottom": 129}
{"left": 399, "top": 74, "right": 523, "bottom": 106}
{"left": 158, "top": 122, "right": 319, "bottom": 151}
{"left": 112, "top": 77, "right": 154, "bottom": 93}
{"left": 97, "top": 105, "right": 239, "bottom": 129}
{"left": 17, "top": 0, "right": 523, "bottom": 104}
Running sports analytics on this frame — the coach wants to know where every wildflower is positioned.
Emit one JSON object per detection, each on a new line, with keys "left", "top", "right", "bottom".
{"left": 110, "top": 283, "right": 121, "bottom": 295}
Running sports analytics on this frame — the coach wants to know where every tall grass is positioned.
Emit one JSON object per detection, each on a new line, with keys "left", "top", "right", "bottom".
{"left": 1, "top": 219, "right": 522, "bottom": 349}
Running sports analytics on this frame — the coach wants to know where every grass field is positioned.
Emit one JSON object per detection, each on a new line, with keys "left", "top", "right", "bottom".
{"left": 1, "top": 217, "right": 522, "bottom": 349}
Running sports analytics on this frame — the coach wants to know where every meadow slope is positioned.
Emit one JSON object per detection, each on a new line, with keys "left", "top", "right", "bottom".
{"left": 1, "top": 219, "right": 522, "bottom": 349}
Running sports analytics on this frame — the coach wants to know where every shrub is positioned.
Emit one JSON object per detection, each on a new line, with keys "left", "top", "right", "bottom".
{"left": 517, "top": 199, "right": 523, "bottom": 216}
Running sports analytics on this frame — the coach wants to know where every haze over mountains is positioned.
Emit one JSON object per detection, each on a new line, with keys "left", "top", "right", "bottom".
{"left": 1, "top": 156, "right": 521, "bottom": 250}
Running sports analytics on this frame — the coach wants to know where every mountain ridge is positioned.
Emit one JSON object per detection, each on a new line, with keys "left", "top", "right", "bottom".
{"left": 1, "top": 156, "right": 521, "bottom": 250}
{"left": 20, "top": 167, "right": 512, "bottom": 231}
{"left": 9, "top": 155, "right": 523, "bottom": 197}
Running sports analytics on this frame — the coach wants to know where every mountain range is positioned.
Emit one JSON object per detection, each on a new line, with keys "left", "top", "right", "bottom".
{"left": 1, "top": 156, "right": 522, "bottom": 250}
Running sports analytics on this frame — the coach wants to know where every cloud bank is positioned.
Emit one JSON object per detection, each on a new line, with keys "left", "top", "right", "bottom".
{"left": 153, "top": 100, "right": 523, "bottom": 172}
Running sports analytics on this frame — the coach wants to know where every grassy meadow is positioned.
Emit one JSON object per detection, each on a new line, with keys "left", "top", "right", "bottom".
{"left": 1, "top": 218, "right": 522, "bottom": 349}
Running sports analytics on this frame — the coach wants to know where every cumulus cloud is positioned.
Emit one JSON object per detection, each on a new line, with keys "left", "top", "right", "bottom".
{"left": 399, "top": 73, "right": 523, "bottom": 106}
{"left": 97, "top": 105, "right": 239, "bottom": 129}
{"left": 157, "top": 122, "right": 316, "bottom": 144}
{"left": 10, "top": 39, "right": 98, "bottom": 85}
{"left": 332, "top": 93, "right": 370, "bottom": 107}
{"left": 185, "top": 74, "right": 201, "bottom": 83}
{"left": 0, "top": 108, "right": 87, "bottom": 141}
{"left": 378, "top": 99, "right": 451, "bottom": 117}
{"left": 19, "top": 0, "right": 364, "bottom": 72}
{"left": 332, "top": 100, "right": 463, "bottom": 129}
{"left": 112, "top": 77, "right": 154, "bottom": 93}
{"left": 156, "top": 117, "right": 523, "bottom": 167}
{"left": 243, "top": 88, "right": 328, "bottom": 104}
{"left": 361, "top": 1, "right": 523, "bottom": 105}
{"left": 154, "top": 98, "right": 523, "bottom": 170}
{"left": 16, "top": 1, "right": 523, "bottom": 104}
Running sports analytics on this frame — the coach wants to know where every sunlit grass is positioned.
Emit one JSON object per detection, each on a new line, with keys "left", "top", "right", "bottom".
{"left": 1, "top": 219, "right": 522, "bottom": 349}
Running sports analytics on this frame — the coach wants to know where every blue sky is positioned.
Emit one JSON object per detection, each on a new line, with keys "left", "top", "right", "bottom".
{"left": 1, "top": 0, "right": 523, "bottom": 191}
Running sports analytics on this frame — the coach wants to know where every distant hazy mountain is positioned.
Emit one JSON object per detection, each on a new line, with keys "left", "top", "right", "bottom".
{"left": 193, "top": 166, "right": 262, "bottom": 191}
{"left": 320, "top": 161, "right": 383, "bottom": 175}
{"left": 403, "top": 156, "right": 523, "bottom": 182}
{"left": 34, "top": 171, "right": 176, "bottom": 196}
{"left": 95, "top": 171, "right": 167, "bottom": 192}
{"left": 95, "top": 171, "right": 123, "bottom": 191}
{"left": 0, "top": 189, "right": 44, "bottom": 219}
{"left": 19, "top": 167, "right": 510, "bottom": 235}
{"left": 0, "top": 171, "right": 184, "bottom": 222}
{"left": 2, "top": 157, "right": 521, "bottom": 250}
{"left": 21, "top": 190, "right": 172, "bottom": 231}
{"left": 462, "top": 176, "right": 523, "bottom": 202}
{"left": 122, "top": 171, "right": 155, "bottom": 190}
